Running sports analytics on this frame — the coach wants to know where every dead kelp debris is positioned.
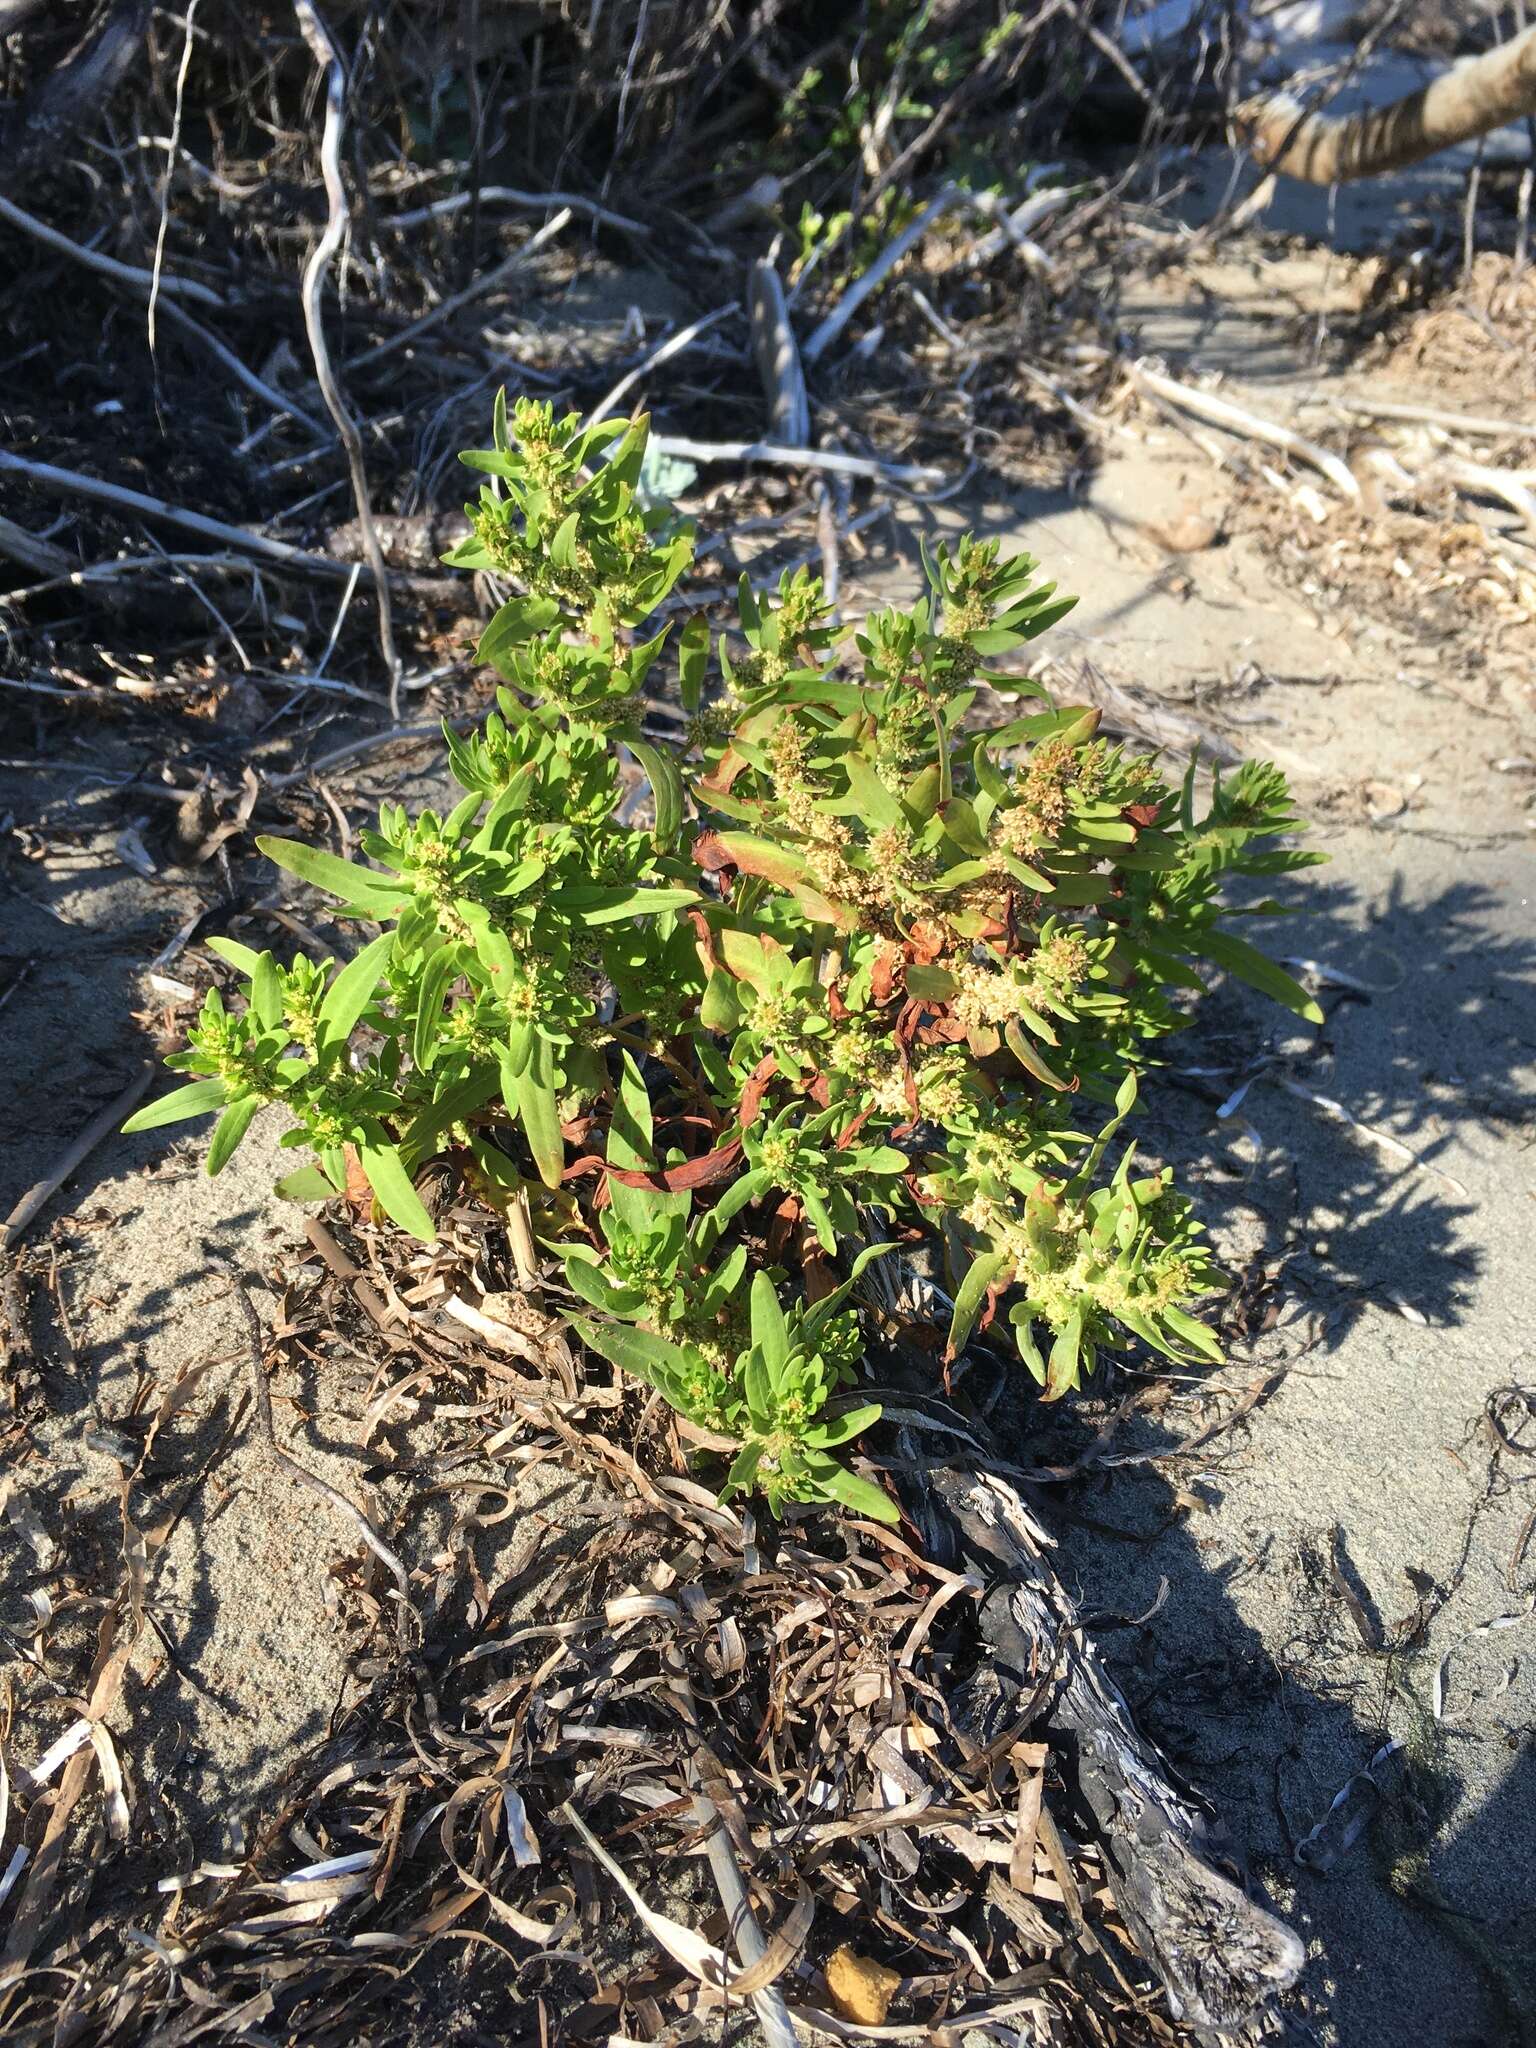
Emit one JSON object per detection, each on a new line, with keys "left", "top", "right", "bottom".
{"left": 0, "top": 1213, "right": 1292, "bottom": 2048}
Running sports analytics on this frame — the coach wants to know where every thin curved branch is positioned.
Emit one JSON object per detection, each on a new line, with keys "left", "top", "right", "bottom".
{"left": 293, "top": 0, "right": 402, "bottom": 716}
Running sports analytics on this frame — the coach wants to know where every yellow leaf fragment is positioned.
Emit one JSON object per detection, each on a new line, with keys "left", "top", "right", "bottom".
{"left": 825, "top": 1944, "right": 901, "bottom": 2026}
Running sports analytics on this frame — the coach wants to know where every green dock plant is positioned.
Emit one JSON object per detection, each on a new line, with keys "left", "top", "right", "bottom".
{"left": 127, "top": 395, "right": 1323, "bottom": 1525}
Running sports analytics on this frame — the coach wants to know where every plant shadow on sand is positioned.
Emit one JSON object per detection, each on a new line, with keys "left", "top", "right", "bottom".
{"left": 978, "top": 862, "right": 1536, "bottom": 2047}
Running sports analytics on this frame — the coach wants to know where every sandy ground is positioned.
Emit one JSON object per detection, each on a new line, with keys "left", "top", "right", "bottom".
{"left": 2, "top": 233, "right": 1533, "bottom": 2043}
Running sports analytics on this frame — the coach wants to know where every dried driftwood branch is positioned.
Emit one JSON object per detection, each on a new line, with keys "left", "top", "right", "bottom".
{"left": 749, "top": 261, "right": 810, "bottom": 446}
{"left": 803, "top": 184, "right": 966, "bottom": 364}
{"left": 349, "top": 207, "right": 574, "bottom": 372}
{"left": 585, "top": 299, "right": 739, "bottom": 431}
{"left": 1441, "top": 457, "right": 1536, "bottom": 530}
{"left": 746, "top": 258, "right": 845, "bottom": 598}
{"left": 0, "top": 448, "right": 384, "bottom": 581}
{"left": 1332, "top": 397, "right": 1536, "bottom": 439}
{"left": 373, "top": 183, "right": 648, "bottom": 238}
{"left": 0, "top": 192, "right": 221, "bottom": 308}
{"left": 936, "top": 1469, "right": 1306, "bottom": 2031}
{"left": 1239, "top": 23, "right": 1536, "bottom": 181}
{"left": 647, "top": 435, "right": 942, "bottom": 487}
{"left": 0, "top": 513, "right": 69, "bottom": 578}
{"left": 1130, "top": 360, "right": 1360, "bottom": 499}
{"left": 156, "top": 302, "right": 329, "bottom": 438}
{"left": 1, "top": 1069, "right": 154, "bottom": 1253}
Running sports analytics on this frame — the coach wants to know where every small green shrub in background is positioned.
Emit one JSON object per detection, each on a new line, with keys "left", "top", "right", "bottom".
{"left": 127, "top": 398, "right": 1322, "bottom": 1524}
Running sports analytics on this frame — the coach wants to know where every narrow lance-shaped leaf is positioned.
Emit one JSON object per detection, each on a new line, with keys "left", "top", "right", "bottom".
{"left": 123, "top": 1078, "right": 228, "bottom": 1134}
{"left": 946, "top": 1250, "right": 1009, "bottom": 1363}
{"left": 679, "top": 614, "right": 709, "bottom": 713}
{"left": 1043, "top": 1307, "right": 1084, "bottom": 1402}
{"left": 1195, "top": 928, "right": 1325, "bottom": 1025}
{"left": 316, "top": 931, "right": 395, "bottom": 1067}
{"left": 573, "top": 1318, "right": 703, "bottom": 1398}
{"left": 204, "top": 936, "right": 264, "bottom": 976}
{"left": 357, "top": 1139, "right": 436, "bottom": 1242}
{"left": 248, "top": 953, "right": 284, "bottom": 1029}
{"left": 412, "top": 943, "right": 464, "bottom": 1073}
{"left": 750, "top": 1271, "right": 790, "bottom": 1383}
{"left": 206, "top": 1096, "right": 260, "bottom": 1177}
{"left": 503, "top": 1033, "right": 564, "bottom": 1190}
{"left": 547, "top": 884, "right": 700, "bottom": 925}
{"left": 812, "top": 1461, "right": 898, "bottom": 1525}
{"left": 257, "top": 836, "right": 407, "bottom": 912}
{"left": 626, "top": 737, "right": 685, "bottom": 848}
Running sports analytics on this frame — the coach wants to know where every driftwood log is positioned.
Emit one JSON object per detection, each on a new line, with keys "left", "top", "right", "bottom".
{"left": 858, "top": 1246, "right": 1306, "bottom": 2034}
{"left": 1239, "top": 23, "right": 1536, "bottom": 182}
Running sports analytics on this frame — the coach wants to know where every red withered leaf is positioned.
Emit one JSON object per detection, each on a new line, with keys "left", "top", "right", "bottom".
{"left": 871, "top": 943, "right": 904, "bottom": 1005}
{"left": 907, "top": 918, "right": 948, "bottom": 965}
{"left": 605, "top": 1138, "right": 744, "bottom": 1192}
{"left": 692, "top": 831, "right": 735, "bottom": 874}
{"left": 737, "top": 1054, "right": 780, "bottom": 1129}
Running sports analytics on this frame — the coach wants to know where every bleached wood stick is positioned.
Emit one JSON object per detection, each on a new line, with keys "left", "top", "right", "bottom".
{"left": 748, "top": 262, "right": 810, "bottom": 447}
{"left": 806, "top": 178, "right": 1076, "bottom": 364}
{"left": 2, "top": 549, "right": 257, "bottom": 603}
{"left": 0, "top": 515, "right": 70, "bottom": 578}
{"left": 964, "top": 184, "right": 1076, "bottom": 267}
{"left": 803, "top": 184, "right": 966, "bottom": 363}
{"left": 158, "top": 301, "right": 328, "bottom": 439}
{"left": 647, "top": 434, "right": 943, "bottom": 487}
{"left": 348, "top": 208, "right": 573, "bottom": 372}
{"left": 584, "top": 299, "right": 739, "bottom": 431}
{"left": 365, "top": 183, "right": 648, "bottom": 238}
{"left": 0, "top": 192, "right": 222, "bottom": 307}
{"left": 1332, "top": 397, "right": 1536, "bottom": 438}
{"left": 1130, "top": 360, "right": 1361, "bottom": 499}
{"left": 1443, "top": 457, "right": 1536, "bottom": 528}
{"left": 2, "top": 1069, "right": 154, "bottom": 1252}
